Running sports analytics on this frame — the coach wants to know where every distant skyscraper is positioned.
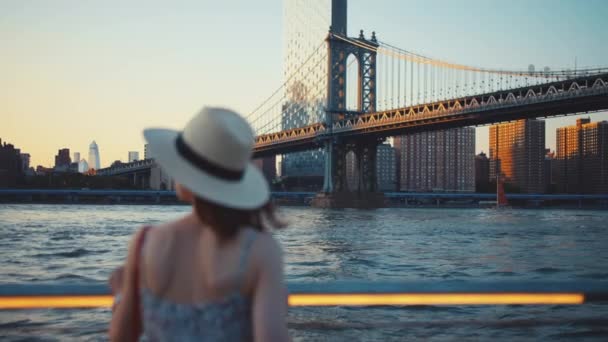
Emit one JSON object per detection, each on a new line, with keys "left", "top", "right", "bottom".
{"left": 144, "top": 144, "right": 149, "bottom": 160}
{"left": 489, "top": 119, "right": 545, "bottom": 193}
{"left": 73, "top": 152, "right": 80, "bottom": 165}
{"left": 20, "top": 153, "right": 30, "bottom": 172}
{"left": 556, "top": 118, "right": 608, "bottom": 194}
{"left": 128, "top": 151, "right": 139, "bottom": 162}
{"left": 54, "top": 148, "right": 71, "bottom": 168}
{"left": 280, "top": 0, "right": 330, "bottom": 180}
{"left": 78, "top": 159, "right": 89, "bottom": 173}
{"left": 475, "top": 152, "right": 490, "bottom": 192}
{"left": 0, "top": 139, "right": 24, "bottom": 186}
{"left": 395, "top": 128, "right": 475, "bottom": 192}
{"left": 88, "top": 141, "right": 100, "bottom": 170}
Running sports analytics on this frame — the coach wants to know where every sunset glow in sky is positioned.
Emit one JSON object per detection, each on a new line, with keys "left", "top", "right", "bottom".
{"left": 2, "top": 0, "right": 607, "bottom": 167}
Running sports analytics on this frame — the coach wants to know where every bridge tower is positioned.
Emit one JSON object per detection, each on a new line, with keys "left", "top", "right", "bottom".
{"left": 313, "top": 0, "right": 384, "bottom": 208}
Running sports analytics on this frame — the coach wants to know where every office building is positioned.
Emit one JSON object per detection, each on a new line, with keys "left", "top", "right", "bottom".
{"left": 556, "top": 118, "right": 608, "bottom": 193}
{"left": 78, "top": 159, "right": 89, "bottom": 173}
{"left": 544, "top": 149, "right": 557, "bottom": 192}
{"left": 54, "top": 148, "right": 71, "bottom": 169}
{"left": 20, "top": 153, "right": 31, "bottom": 172}
{"left": 88, "top": 141, "right": 100, "bottom": 170}
{"left": 144, "top": 144, "right": 149, "bottom": 160}
{"left": 489, "top": 119, "right": 545, "bottom": 193}
{"left": 128, "top": 151, "right": 139, "bottom": 162}
{"left": 0, "top": 139, "right": 24, "bottom": 186}
{"left": 395, "top": 128, "right": 475, "bottom": 192}
{"left": 376, "top": 144, "right": 397, "bottom": 191}
{"left": 475, "top": 152, "right": 490, "bottom": 192}
{"left": 73, "top": 152, "right": 80, "bottom": 165}
{"left": 280, "top": 0, "right": 330, "bottom": 180}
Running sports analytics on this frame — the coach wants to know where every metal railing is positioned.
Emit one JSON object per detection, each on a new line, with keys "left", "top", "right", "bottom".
{"left": 1, "top": 281, "right": 606, "bottom": 309}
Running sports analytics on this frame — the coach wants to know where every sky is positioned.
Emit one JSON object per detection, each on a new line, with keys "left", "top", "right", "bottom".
{"left": 2, "top": 0, "right": 607, "bottom": 167}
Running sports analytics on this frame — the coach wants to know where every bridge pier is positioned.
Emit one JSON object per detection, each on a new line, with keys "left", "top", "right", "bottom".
{"left": 313, "top": 139, "right": 384, "bottom": 208}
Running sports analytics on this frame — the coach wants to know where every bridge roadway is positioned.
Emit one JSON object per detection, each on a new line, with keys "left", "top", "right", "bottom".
{"left": 253, "top": 73, "right": 608, "bottom": 157}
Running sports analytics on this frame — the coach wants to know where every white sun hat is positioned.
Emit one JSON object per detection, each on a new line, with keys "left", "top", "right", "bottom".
{"left": 143, "top": 107, "right": 269, "bottom": 209}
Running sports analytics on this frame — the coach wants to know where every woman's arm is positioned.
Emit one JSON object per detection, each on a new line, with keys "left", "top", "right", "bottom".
{"left": 109, "top": 228, "right": 146, "bottom": 342}
{"left": 252, "top": 235, "right": 289, "bottom": 342}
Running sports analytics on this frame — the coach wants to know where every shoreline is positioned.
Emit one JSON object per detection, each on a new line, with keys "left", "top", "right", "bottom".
{"left": 0, "top": 189, "right": 606, "bottom": 209}
{"left": 0, "top": 199, "right": 606, "bottom": 210}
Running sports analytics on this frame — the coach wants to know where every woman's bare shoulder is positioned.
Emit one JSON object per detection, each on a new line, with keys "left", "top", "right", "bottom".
{"left": 141, "top": 215, "right": 196, "bottom": 264}
{"left": 250, "top": 231, "right": 283, "bottom": 266}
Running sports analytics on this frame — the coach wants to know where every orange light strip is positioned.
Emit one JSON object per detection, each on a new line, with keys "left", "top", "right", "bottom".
{"left": 0, "top": 296, "right": 114, "bottom": 309}
{"left": 0, "top": 293, "right": 584, "bottom": 310}
{"left": 288, "top": 293, "right": 585, "bottom": 306}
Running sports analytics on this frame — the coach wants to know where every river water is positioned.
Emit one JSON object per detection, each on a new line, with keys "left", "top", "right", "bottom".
{"left": 1, "top": 204, "right": 607, "bottom": 341}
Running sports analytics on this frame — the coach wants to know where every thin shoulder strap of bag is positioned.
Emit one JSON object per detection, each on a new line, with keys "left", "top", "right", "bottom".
{"left": 131, "top": 225, "right": 151, "bottom": 341}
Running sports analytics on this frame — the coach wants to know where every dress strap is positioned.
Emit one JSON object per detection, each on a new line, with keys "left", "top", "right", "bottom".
{"left": 132, "top": 225, "right": 151, "bottom": 340}
{"left": 237, "top": 229, "right": 257, "bottom": 282}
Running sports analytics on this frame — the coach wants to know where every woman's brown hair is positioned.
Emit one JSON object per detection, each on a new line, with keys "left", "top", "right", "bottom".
{"left": 193, "top": 197, "right": 286, "bottom": 242}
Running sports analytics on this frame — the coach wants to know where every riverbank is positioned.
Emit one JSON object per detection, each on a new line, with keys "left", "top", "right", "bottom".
{"left": 1, "top": 189, "right": 607, "bottom": 209}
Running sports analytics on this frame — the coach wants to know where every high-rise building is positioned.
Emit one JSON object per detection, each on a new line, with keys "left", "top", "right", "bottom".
{"left": 88, "top": 141, "right": 100, "bottom": 170}
{"left": 395, "top": 128, "right": 475, "bottom": 192}
{"left": 489, "top": 119, "right": 545, "bottom": 193}
{"left": 544, "top": 149, "right": 557, "bottom": 193}
{"left": 20, "top": 153, "right": 30, "bottom": 172}
{"left": 54, "top": 148, "right": 71, "bottom": 168}
{"left": 78, "top": 159, "right": 89, "bottom": 173}
{"left": 144, "top": 144, "right": 149, "bottom": 160}
{"left": 128, "top": 151, "right": 139, "bottom": 162}
{"left": 376, "top": 144, "right": 397, "bottom": 191}
{"left": 475, "top": 152, "right": 490, "bottom": 192}
{"left": 280, "top": 0, "right": 330, "bottom": 180}
{"left": 556, "top": 118, "right": 608, "bottom": 194}
{"left": 0, "top": 139, "right": 23, "bottom": 187}
{"left": 73, "top": 152, "right": 80, "bottom": 165}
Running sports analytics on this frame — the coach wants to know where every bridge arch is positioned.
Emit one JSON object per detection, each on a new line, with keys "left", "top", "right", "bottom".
{"left": 345, "top": 53, "right": 361, "bottom": 111}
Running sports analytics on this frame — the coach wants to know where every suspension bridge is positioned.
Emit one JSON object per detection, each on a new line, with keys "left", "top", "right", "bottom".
{"left": 246, "top": 0, "right": 608, "bottom": 207}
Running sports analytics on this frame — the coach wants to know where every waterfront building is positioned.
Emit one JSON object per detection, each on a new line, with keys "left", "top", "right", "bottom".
{"left": 395, "top": 128, "right": 475, "bottom": 192}
{"left": 376, "top": 144, "right": 397, "bottom": 191}
{"left": 54, "top": 148, "right": 71, "bottom": 169}
{"left": 88, "top": 141, "right": 101, "bottom": 170}
{"left": 544, "top": 149, "right": 557, "bottom": 193}
{"left": 73, "top": 152, "right": 80, "bottom": 165}
{"left": 280, "top": 0, "right": 329, "bottom": 183}
{"left": 475, "top": 152, "right": 490, "bottom": 192}
{"left": 20, "top": 153, "right": 30, "bottom": 172}
{"left": 0, "top": 139, "right": 23, "bottom": 187}
{"left": 128, "top": 151, "right": 139, "bottom": 162}
{"left": 489, "top": 119, "right": 545, "bottom": 193}
{"left": 556, "top": 118, "right": 608, "bottom": 194}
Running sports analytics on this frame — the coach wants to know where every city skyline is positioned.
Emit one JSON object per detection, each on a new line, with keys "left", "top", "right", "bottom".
{"left": 2, "top": 0, "right": 607, "bottom": 167}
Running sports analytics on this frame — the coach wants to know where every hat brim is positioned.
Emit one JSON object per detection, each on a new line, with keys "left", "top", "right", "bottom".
{"left": 143, "top": 128, "right": 270, "bottom": 210}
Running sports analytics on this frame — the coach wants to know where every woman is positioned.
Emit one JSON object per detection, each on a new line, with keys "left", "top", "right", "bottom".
{"left": 109, "top": 107, "right": 289, "bottom": 341}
